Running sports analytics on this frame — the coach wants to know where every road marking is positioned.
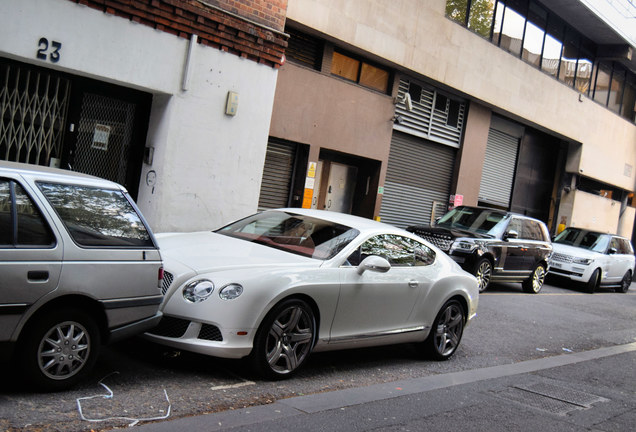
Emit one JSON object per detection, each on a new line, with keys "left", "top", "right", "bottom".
{"left": 210, "top": 381, "right": 255, "bottom": 391}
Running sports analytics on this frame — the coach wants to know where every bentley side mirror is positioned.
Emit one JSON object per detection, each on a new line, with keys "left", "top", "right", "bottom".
{"left": 357, "top": 255, "right": 391, "bottom": 275}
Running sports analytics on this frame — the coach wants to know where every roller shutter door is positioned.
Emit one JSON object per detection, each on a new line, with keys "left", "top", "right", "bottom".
{"left": 479, "top": 128, "right": 519, "bottom": 208}
{"left": 379, "top": 131, "right": 456, "bottom": 228}
{"left": 257, "top": 138, "right": 296, "bottom": 211}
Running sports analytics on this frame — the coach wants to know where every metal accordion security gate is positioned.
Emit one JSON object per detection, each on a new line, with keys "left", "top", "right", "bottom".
{"left": 257, "top": 138, "right": 297, "bottom": 211}
{"left": 0, "top": 61, "right": 70, "bottom": 167}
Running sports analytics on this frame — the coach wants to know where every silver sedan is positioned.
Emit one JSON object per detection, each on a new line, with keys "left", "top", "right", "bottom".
{"left": 145, "top": 209, "right": 478, "bottom": 379}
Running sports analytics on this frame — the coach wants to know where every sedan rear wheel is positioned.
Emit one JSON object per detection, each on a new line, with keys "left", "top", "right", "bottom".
{"left": 616, "top": 271, "right": 632, "bottom": 293}
{"left": 522, "top": 263, "right": 546, "bottom": 294}
{"left": 21, "top": 309, "right": 100, "bottom": 391}
{"left": 474, "top": 258, "right": 492, "bottom": 293}
{"left": 249, "top": 298, "right": 316, "bottom": 380}
{"left": 424, "top": 299, "right": 465, "bottom": 360}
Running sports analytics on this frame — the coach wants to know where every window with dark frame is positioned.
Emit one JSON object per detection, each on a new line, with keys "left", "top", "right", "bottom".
{"left": 330, "top": 50, "right": 390, "bottom": 93}
{"left": 444, "top": 0, "right": 636, "bottom": 123}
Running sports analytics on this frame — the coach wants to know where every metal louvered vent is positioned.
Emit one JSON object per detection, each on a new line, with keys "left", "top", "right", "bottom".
{"left": 286, "top": 27, "right": 323, "bottom": 70}
{"left": 479, "top": 128, "right": 519, "bottom": 207}
{"left": 72, "top": 93, "right": 135, "bottom": 185}
{"left": 393, "top": 79, "right": 465, "bottom": 148}
{"left": 0, "top": 62, "right": 70, "bottom": 166}
{"left": 258, "top": 138, "right": 297, "bottom": 211}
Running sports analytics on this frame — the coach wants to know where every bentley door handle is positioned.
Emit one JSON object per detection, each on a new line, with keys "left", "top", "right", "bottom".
{"left": 408, "top": 280, "right": 419, "bottom": 288}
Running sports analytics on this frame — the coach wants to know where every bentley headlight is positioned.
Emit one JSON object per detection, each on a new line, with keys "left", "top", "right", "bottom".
{"left": 573, "top": 257, "right": 592, "bottom": 265}
{"left": 219, "top": 283, "right": 243, "bottom": 300}
{"left": 183, "top": 279, "right": 215, "bottom": 303}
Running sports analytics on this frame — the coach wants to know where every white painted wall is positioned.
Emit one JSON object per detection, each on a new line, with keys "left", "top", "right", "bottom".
{"left": 1, "top": 0, "right": 279, "bottom": 232}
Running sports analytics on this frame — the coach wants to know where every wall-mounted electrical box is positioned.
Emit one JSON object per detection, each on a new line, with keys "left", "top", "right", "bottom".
{"left": 225, "top": 91, "right": 239, "bottom": 116}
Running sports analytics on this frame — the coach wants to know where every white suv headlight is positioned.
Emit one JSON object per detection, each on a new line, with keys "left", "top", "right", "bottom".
{"left": 451, "top": 241, "right": 477, "bottom": 252}
{"left": 183, "top": 279, "right": 215, "bottom": 303}
{"left": 573, "top": 257, "right": 592, "bottom": 265}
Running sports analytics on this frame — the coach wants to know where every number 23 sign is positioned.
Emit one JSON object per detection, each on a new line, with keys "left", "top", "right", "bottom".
{"left": 36, "top": 37, "right": 62, "bottom": 63}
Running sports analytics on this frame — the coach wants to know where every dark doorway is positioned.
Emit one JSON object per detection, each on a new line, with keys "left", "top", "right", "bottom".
{"left": 510, "top": 129, "right": 565, "bottom": 223}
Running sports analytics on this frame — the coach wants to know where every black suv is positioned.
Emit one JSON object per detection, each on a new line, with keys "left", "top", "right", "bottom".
{"left": 408, "top": 206, "right": 552, "bottom": 293}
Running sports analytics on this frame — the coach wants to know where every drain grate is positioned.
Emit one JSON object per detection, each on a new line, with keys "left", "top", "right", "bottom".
{"left": 492, "top": 382, "right": 608, "bottom": 416}
{"left": 514, "top": 382, "right": 608, "bottom": 408}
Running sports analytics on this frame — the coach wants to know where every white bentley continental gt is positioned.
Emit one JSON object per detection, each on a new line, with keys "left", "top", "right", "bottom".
{"left": 145, "top": 209, "right": 479, "bottom": 379}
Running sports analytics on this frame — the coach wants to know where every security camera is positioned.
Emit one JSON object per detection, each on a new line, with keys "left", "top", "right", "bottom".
{"left": 404, "top": 93, "right": 413, "bottom": 111}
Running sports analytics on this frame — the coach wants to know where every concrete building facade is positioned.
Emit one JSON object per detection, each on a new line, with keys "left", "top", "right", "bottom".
{"left": 264, "top": 0, "right": 636, "bottom": 238}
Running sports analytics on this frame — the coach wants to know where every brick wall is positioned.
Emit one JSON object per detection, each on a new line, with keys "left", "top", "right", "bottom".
{"left": 70, "top": 0, "right": 289, "bottom": 67}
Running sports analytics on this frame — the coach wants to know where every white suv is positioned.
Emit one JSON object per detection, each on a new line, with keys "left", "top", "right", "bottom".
{"left": 0, "top": 161, "right": 163, "bottom": 390}
{"left": 549, "top": 227, "right": 635, "bottom": 294}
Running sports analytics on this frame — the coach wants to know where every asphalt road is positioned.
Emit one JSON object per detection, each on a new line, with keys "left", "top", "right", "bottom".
{"left": 1, "top": 280, "right": 635, "bottom": 431}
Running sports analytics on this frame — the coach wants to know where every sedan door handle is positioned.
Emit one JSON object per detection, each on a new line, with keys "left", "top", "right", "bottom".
{"left": 408, "top": 280, "right": 419, "bottom": 288}
{"left": 28, "top": 271, "right": 49, "bottom": 282}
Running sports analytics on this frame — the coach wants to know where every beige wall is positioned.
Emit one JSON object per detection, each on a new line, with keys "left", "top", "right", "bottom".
{"left": 453, "top": 103, "right": 491, "bottom": 205}
{"left": 557, "top": 190, "right": 621, "bottom": 233}
{"left": 286, "top": 0, "right": 636, "bottom": 193}
{"left": 270, "top": 63, "right": 394, "bottom": 160}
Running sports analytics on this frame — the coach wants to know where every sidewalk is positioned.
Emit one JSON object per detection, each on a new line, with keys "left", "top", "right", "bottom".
{"left": 136, "top": 343, "right": 636, "bottom": 431}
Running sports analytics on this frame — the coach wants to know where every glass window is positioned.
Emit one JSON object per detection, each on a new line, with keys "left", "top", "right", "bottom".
{"left": 446, "top": 0, "right": 468, "bottom": 26}
{"left": 507, "top": 218, "right": 523, "bottom": 236}
{"left": 216, "top": 210, "right": 360, "bottom": 260}
{"left": 15, "top": 183, "right": 54, "bottom": 246}
{"left": 38, "top": 182, "right": 153, "bottom": 248}
{"left": 608, "top": 66, "right": 626, "bottom": 114}
{"left": 559, "top": 29, "right": 579, "bottom": 87}
{"left": 467, "top": 0, "right": 496, "bottom": 38}
{"left": 1, "top": 180, "right": 54, "bottom": 247}
{"left": 0, "top": 180, "right": 13, "bottom": 245}
{"left": 332, "top": 51, "right": 389, "bottom": 93}
{"left": 349, "top": 234, "right": 435, "bottom": 267}
{"left": 498, "top": 1, "right": 528, "bottom": 57}
{"left": 522, "top": 2, "right": 547, "bottom": 68}
{"left": 622, "top": 79, "right": 636, "bottom": 122}
{"left": 521, "top": 220, "right": 544, "bottom": 241}
{"left": 331, "top": 51, "right": 360, "bottom": 82}
{"left": 542, "top": 17, "right": 564, "bottom": 78}
{"left": 359, "top": 63, "right": 389, "bottom": 92}
{"left": 593, "top": 62, "right": 612, "bottom": 105}
{"left": 436, "top": 206, "right": 508, "bottom": 236}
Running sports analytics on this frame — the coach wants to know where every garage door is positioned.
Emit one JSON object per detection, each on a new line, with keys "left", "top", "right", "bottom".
{"left": 379, "top": 131, "right": 456, "bottom": 228}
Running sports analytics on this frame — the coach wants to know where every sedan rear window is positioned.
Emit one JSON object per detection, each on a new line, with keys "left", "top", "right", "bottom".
{"left": 37, "top": 182, "right": 153, "bottom": 247}
{"left": 216, "top": 211, "right": 360, "bottom": 260}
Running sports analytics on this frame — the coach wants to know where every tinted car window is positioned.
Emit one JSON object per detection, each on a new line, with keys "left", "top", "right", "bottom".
{"left": 436, "top": 206, "right": 507, "bottom": 235}
{"left": 1, "top": 180, "right": 54, "bottom": 247}
{"left": 507, "top": 218, "right": 523, "bottom": 237}
{"left": 37, "top": 182, "right": 153, "bottom": 247}
{"left": 216, "top": 210, "right": 360, "bottom": 260}
{"left": 522, "top": 220, "right": 545, "bottom": 241}
{"left": 554, "top": 228, "right": 610, "bottom": 253}
{"left": 348, "top": 234, "right": 435, "bottom": 267}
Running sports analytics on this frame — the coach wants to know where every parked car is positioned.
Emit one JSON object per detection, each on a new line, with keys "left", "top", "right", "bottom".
{"left": 0, "top": 161, "right": 163, "bottom": 390}
{"left": 145, "top": 208, "right": 478, "bottom": 379}
{"left": 407, "top": 206, "right": 552, "bottom": 293}
{"left": 548, "top": 227, "right": 635, "bottom": 293}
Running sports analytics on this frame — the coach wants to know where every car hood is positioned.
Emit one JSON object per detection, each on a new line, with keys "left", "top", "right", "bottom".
{"left": 551, "top": 243, "right": 601, "bottom": 259}
{"left": 156, "top": 231, "right": 319, "bottom": 273}
{"left": 409, "top": 225, "right": 493, "bottom": 240}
